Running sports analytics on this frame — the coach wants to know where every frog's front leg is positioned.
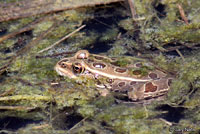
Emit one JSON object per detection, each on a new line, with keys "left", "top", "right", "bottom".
{"left": 95, "top": 81, "right": 111, "bottom": 97}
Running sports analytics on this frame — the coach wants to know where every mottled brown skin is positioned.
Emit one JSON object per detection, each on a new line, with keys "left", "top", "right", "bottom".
{"left": 55, "top": 50, "right": 173, "bottom": 102}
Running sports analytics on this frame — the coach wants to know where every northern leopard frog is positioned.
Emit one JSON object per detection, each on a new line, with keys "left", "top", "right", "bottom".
{"left": 55, "top": 50, "right": 173, "bottom": 102}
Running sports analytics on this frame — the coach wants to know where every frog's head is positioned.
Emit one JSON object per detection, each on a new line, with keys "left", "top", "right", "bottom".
{"left": 55, "top": 57, "right": 87, "bottom": 78}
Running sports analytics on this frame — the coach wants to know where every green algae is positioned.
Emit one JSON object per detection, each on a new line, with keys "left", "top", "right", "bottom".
{"left": 108, "top": 44, "right": 127, "bottom": 56}
{"left": 0, "top": 39, "right": 17, "bottom": 48}
{"left": 9, "top": 56, "right": 57, "bottom": 80}
{"left": 99, "top": 27, "right": 119, "bottom": 42}
{"left": 77, "top": 104, "right": 97, "bottom": 117}
{"left": 53, "top": 78, "right": 99, "bottom": 108}
{"left": 112, "top": 57, "right": 132, "bottom": 67}
{"left": 153, "top": 54, "right": 182, "bottom": 73}
{"left": 156, "top": 23, "right": 200, "bottom": 45}
{"left": 94, "top": 105, "right": 169, "bottom": 134}
{"left": 166, "top": 58, "right": 200, "bottom": 104}
{"left": 171, "top": 119, "right": 200, "bottom": 134}
{"left": 111, "top": 0, "right": 200, "bottom": 52}
{"left": 118, "top": 18, "right": 134, "bottom": 31}
{"left": 8, "top": 17, "right": 35, "bottom": 33}
{"left": 71, "top": 32, "right": 98, "bottom": 49}
{"left": 33, "top": 21, "right": 54, "bottom": 36}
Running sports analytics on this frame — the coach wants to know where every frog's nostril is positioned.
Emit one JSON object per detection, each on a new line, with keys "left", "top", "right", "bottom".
{"left": 60, "top": 63, "right": 67, "bottom": 68}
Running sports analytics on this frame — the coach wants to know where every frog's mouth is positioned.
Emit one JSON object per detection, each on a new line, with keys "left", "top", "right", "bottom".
{"left": 54, "top": 64, "right": 77, "bottom": 78}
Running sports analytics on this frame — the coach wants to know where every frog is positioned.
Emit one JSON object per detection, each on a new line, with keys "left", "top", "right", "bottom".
{"left": 55, "top": 50, "right": 173, "bottom": 102}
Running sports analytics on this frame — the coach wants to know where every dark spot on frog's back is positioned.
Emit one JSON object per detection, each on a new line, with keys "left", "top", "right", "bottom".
{"left": 115, "top": 68, "right": 127, "bottom": 73}
{"left": 130, "top": 81, "right": 136, "bottom": 85}
{"left": 87, "top": 59, "right": 94, "bottom": 63}
{"left": 149, "top": 72, "right": 158, "bottom": 79}
{"left": 93, "top": 63, "right": 106, "bottom": 69}
{"left": 145, "top": 82, "right": 157, "bottom": 92}
{"left": 94, "top": 56, "right": 104, "bottom": 60}
{"left": 132, "top": 70, "right": 142, "bottom": 75}
{"left": 135, "top": 62, "right": 142, "bottom": 67}
{"left": 118, "top": 82, "right": 126, "bottom": 87}
{"left": 110, "top": 62, "right": 118, "bottom": 66}
{"left": 111, "top": 57, "right": 117, "bottom": 60}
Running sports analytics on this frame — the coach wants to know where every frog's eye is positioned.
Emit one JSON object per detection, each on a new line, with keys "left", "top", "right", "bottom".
{"left": 72, "top": 63, "right": 85, "bottom": 74}
{"left": 77, "top": 53, "right": 87, "bottom": 59}
{"left": 75, "top": 50, "right": 89, "bottom": 59}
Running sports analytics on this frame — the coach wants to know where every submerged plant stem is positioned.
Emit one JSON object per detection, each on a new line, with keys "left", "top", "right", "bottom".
{"left": 38, "top": 24, "right": 86, "bottom": 53}
{"left": 0, "top": 95, "right": 51, "bottom": 102}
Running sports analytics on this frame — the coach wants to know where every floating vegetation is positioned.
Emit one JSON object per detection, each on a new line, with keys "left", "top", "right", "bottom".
{"left": 0, "top": 0, "right": 200, "bottom": 133}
